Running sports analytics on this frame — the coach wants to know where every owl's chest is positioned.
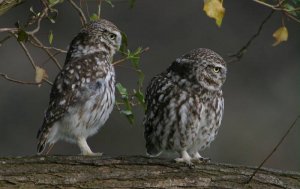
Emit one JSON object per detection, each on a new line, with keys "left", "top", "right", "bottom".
{"left": 193, "top": 96, "right": 224, "bottom": 147}
{"left": 65, "top": 70, "right": 115, "bottom": 136}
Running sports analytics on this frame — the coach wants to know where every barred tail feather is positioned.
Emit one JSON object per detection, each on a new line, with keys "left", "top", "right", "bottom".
{"left": 36, "top": 125, "right": 52, "bottom": 155}
{"left": 37, "top": 139, "right": 46, "bottom": 155}
{"left": 146, "top": 140, "right": 162, "bottom": 157}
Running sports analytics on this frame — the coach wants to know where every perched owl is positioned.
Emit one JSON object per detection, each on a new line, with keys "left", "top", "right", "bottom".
{"left": 144, "top": 48, "right": 227, "bottom": 165}
{"left": 37, "top": 19, "right": 122, "bottom": 155}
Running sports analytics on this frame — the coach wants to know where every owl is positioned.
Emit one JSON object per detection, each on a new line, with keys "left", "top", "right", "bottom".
{"left": 37, "top": 19, "right": 122, "bottom": 156}
{"left": 144, "top": 48, "right": 227, "bottom": 165}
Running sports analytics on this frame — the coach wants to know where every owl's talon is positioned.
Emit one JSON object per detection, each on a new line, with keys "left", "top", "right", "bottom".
{"left": 80, "top": 152, "right": 103, "bottom": 156}
{"left": 175, "top": 158, "right": 194, "bottom": 167}
{"left": 191, "top": 152, "right": 210, "bottom": 163}
{"left": 192, "top": 157, "right": 210, "bottom": 163}
{"left": 199, "top": 157, "right": 210, "bottom": 163}
{"left": 175, "top": 150, "right": 194, "bottom": 167}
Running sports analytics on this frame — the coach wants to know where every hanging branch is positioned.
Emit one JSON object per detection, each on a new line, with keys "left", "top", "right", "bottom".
{"left": 0, "top": 73, "right": 52, "bottom": 86}
{"left": 227, "top": 10, "right": 275, "bottom": 63}
{"left": 253, "top": 0, "right": 300, "bottom": 23}
{"left": 67, "top": 0, "right": 87, "bottom": 26}
{"left": 30, "top": 35, "right": 63, "bottom": 70}
{"left": 28, "top": 40, "right": 67, "bottom": 53}
{"left": 247, "top": 115, "right": 300, "bottom": 183}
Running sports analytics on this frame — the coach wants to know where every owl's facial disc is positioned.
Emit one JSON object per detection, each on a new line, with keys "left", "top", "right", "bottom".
{"left": 84, "top": 19, "right": 122, "bottom": 54}
{"left": 197, "top": 62, "right": 227, "bottom": 91}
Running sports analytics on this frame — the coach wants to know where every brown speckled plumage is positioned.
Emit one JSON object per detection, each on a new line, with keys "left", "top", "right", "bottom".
{"left": 144, "top": 48, "right": 227, "bottom": 165}
{"left": 37, "top": 19, "right": 122, "bottom": 155}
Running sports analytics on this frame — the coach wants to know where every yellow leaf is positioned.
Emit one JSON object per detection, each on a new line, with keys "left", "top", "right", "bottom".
{"left": 35, "top": 66, "right": 48, "bottom": 84}
{"left": 272, "top": 26, "right": 288, "bottom": 46}
{"left": 203, "top": 0, "right": 225, "bottom": 27}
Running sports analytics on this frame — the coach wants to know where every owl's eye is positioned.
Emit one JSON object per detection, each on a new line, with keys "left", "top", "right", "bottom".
{"left": 213, "top": 67, "right": 220, "bottom": 73}
{"left": 213, "top": 67, "right": 221, "bottom": 73}
{"left": 109, "top": 33, "right": 116, "bottom": 40}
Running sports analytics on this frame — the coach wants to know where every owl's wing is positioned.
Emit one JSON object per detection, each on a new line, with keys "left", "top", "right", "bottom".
{"left": 144, "top": 72, "right": 176, "bottom": 156}
{"left": 37, "top": 54, "right": 108, "bottom": 154}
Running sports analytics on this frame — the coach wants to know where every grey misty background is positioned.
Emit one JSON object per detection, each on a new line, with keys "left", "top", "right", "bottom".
{"left": 0, "top": 0, "right": 299, "bottom": 171}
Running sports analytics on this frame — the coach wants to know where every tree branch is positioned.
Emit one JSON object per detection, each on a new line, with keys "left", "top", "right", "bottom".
{"left": 15, "top": 36, "right": 37, "bottom": 70}
{"left": 30, "top": 35, "right": 63, "bottom": 70}
{"left": 67, "top": 0, "right": 87, "bottom": 26}
{"left": 28, "top": 39, "right": 67, "bottom": 53}
{"left": 113, "top": 47, "right": 150, "bottom": 66}
{"left": 247, "top": 115, "right": 300, "bottom": 183}
{"left": 227, "top": 10, "right": 275, "bottom": 63}
{"left": 0, "top": 73, "right": 52, "bottom": 86}
{"left": 0, "top": 156, "right": 299, "bottom": 188}
{"left": 26, "top": 6, "right": 48, "bottom": 35}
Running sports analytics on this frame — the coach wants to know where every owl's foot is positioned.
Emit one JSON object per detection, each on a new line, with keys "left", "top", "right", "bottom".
{"left": 80, "top": 152, "right": 103, "bottom": 156}
{"left": 77, "top": 137, "right": 101, "bottom": 156}
{"left": 175, "top": 150, "right": 194, "bottom": 168}
{"left": 191, "top": 152, "right": 210, "bottom": 163}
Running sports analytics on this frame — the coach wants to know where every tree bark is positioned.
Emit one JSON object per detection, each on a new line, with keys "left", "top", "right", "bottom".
{"left": 0, "top": 155, "right": 299, "bottom": 188}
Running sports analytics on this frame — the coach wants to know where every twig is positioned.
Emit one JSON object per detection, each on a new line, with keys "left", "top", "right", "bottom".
{"left": 0, "top": 35, "right": 12, "bottom": 46}
{"left": 227, "top": 10, "right": 274, "bottom": 63}
{"left": 0, "top": 28, "right": 18, "bottom": 32}
{"left": 67, "top": 0, "right": 87, "bottom": 26}
{"left": 253, "top": 0, "right": 281, "bottom": 10}
{"left": 15, "top": 36, "right": 37, "bottom": 70}
{"left": 43, "top": 78, "right": 53, "bottom": 85}
{"left": 284, "top": 11, "right": 300, "bottom": 24}
{"left": 246, "top": 115, "right": 300, "bottom": 183}
{"left": 98, "top": 0, "right": 102, "bottom": 18}
{"left": 30, "top": 35, "right": 62, "bottom": 70}
{"left": 253, "top": 0, "right": 300, "bottom": 24}
{"left": 0, "top": 73, "right": 52, "bottom": 86}
{"left": 85, "top": 0, "right": 90, "bottom": 18}
{"left": 285, "top": 7, "right": 300, "bottom": 12}
{"left": 27, "top": 7, "right": 48, "bottom": 35}
{"left": 39, "top": 51, "right": 64, "bottom": 67}
{"left": 29, "top": 39, "right": 67, "bottom": 53}
{"left": 113, "top": 47, "right": 150, "bottom": 66}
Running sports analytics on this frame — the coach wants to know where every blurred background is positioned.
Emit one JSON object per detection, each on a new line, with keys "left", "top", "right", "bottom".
{"left": 0, "top": 0, "right": 299, "bottom": 172}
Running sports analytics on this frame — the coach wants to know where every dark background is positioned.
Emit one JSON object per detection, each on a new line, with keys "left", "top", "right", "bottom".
{"left": 0, "top": 0, "right": 299, "bottom": 172}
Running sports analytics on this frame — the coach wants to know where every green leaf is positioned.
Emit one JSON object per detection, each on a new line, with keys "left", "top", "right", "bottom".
{"left": 129, "top": 0, "right": 136, "bottom": 8}
{"left": 48, "top": 0, "right": 62, "bottom": 6}
{"left": 116, "top": 83, "right": 129, "bottom": 99}
{"left": 121, "top": 110, "right": 135, "bottom": 124}
{"left": 136, "top": 69, "right": 144, "bottom": 88}
{"left": 120, "top": 105, "right": 135, "bottom": 125}
{"left": 105, "top": 0, "right": 115, "bottom": 7}
{"left": 126, "top": 47, "right": 142, "bottom": 68}
{"left": 48, "top": 18, "right": 56, "bottom": 23}
{"left": 90, "top": 13, "right": 100, "bottom": 21}
{"left": 284, "top": 3, "right": 297, "bottom": 16}
{"left": 17, "top": 29, "right": 28, "bottom": 42}
{"left": 48, "top": 30, "right": 54, "bottom": 45}
{"left": 0, "top": 0, "right": 23, "bottom": 16}
{"left": 133, "top": 89, "right": 146, "bottom": 110}
{"left": 29, "top": 6, "right": 36, "bottom": 15}
{"left": 120, "top": 110, "right": 133, "bottom": 116}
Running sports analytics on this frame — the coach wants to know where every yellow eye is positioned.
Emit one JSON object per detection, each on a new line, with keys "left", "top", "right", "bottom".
{"left": 213, "top": 67, "right": 220, "bottom": 73}
{"left": 109, "top": 33, "right": 116, "bottom": 40}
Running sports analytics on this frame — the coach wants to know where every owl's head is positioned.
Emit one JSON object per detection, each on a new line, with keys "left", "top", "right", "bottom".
{"left": 81, "top": 19, "right": 122, "bottom": 51}
{"left": 170, "top": 48, "right": 227, "bottom": 91}
{"left": 66, "top": 19, "right": 122, "bottom": 62}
